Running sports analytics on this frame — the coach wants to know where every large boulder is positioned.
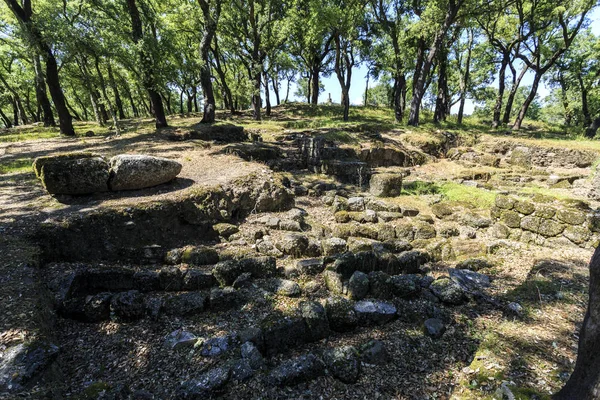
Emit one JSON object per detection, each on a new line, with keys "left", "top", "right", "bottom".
{"left": 109, "top": 154, "right": 182, "bottom": 191}
{"left": 34, "top": 153, "right": 110, "bottom": 194}
{"left": 369, "top": 173, "right": 403, "bottom": 197}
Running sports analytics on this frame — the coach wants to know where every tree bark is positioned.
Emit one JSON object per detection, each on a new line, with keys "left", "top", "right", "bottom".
{"left": 334, "top": 34, "right": 353, "bottom": 122}
{"left": 0, "top": 107, "right": 11, "bottom": 128}
{"left": 125, "top": 0, "right": 167, "bottom": 128}
{"left": 578, "top": 74, "right": 591, "bottom": 127}
{"left": 263, "top": 71, "right": 271, "bottom": 116}
{"left": 198, "top": 0, "right": 219, "bottom": 123}
{"left": 123, "top": 83, "right": 139, "bottom": 117}
{"left": 503, "top": 64, "right": 528, "bottom": 124}
{"left": 272, "top": 75, "right": 280, "bottom": 105}
{"left": 555, "top": 246, "right": 600, "bottom": 398}
{"left": 492, "top": 52, "right": 509, "bottom": 128}
{"left": 408, "top": 0, "right": 462, "bottom": 126}
{"left": 4, "top": 0, "right": 74, "bottom": 135}
{"left": 513, "top": 71, "right": 541, "bottom": 130}
{"left": 584, "top": 117, "right": 600, "bottom": 139}
{"left": 94, "top": 56, "right": 120, "bottom": 136}
{"left": 33, "top": 55, "right": 55, "bottom": 126}
{"left": 434, "top": 44, "right": 449, "bottom": 123}
{"left": 457, "top": 29, "right": 473, "bottom": 125}
{"left": 107, "top": 61, "right": 126, "bottom": 119}
{"left": 311, "top": 66, "right": 320, "bottom": 105}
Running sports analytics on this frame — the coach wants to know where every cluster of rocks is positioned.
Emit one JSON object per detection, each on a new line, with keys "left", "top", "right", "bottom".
{"left": 489, "top": 194, "right": 600, "bottom": 248}
{"left": 33, "top": 152, "right": 182, "bottom": 195}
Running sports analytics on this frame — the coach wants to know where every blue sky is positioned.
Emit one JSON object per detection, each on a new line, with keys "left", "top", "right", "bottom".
{"left": 283, "top": 7, "right": 600, "bottom": 115}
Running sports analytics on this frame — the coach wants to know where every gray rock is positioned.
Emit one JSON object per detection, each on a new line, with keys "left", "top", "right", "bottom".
{"left": 158, "top": 266, "right": 184, "bottom": 291}
{"left": 164, "top": 330, "right": 198, "bottom": 350}
{"left": 232, "top": 272, "right": 252, "bottom": 289}
{"left": 241, "top": 341, "right": 264, "bottom": 370}
{"left": 448, "top": 269, "right": 490, "bottom": 292}
{"left": 325, "top": 296, "right": 357, "bottom": 332}
{"left": 200, "top": 335, "right": 234, "bottom": 357}
{"left": 424, "top": 318, "right": 446, "bottom": 338}
{"left": 322, "top": 237, "right": 347, "bottom": 256}
{"left": 261, "top": 314, "right": 307, "bottom": 356}
{"left": 323, "top": 270, "right": 345, "bottom": 295}
{"left": 348, "top": 271, "right": 369, "bottom": 300}
{"left": 239, "top": 256, "right": 277, "bottom": 278}
{"left": 108, "top": 154, "right": 182, "bottom": 191}
{"left": 324, "top": 346, "right": 361, "bottom": 383}
{"left": 267, "top": 354, "right": 325, "bottom": 386}
{"left": 391, "top": 275, "right": 420, "bottom": 298}
{"left": 369, "top": 173, "right": 403, "bottom": 197}
{"left": 212, "top": 260, "right": 242, "bottom": 286}
{"left": 456, "top": 258, "right": 493, "bottom": 271}
{"left": 110, "top": 290, "right": 145, "bottom": 321}
{"left": 347, "top": 197, "right": 365, "bottom": 211}
{"left": 354, "top": 300, "right": 397, "bottom": 325}
{"left": 332, "top": 196, "right": 349, "bottom": 212}
{"left": 213, "top": 223, "right": 239, "bottom": 238}
{"left": 430, "top": 278, "right": 467, "bottom": 305}
{"left": 287, "top": 258, "right": 324, "bottom": 277}
{"left": 183, "top": 269, "right": 216, "bottom": 290}
{"left": 0, "top": 341, "right": 59, "bottom": 393}
{"left": 368, "top": 271, "right": 395, "bottom": 299}
{"left": 209, "top": 287, "right": 240, "bottom": 311}
{"left": 299, "top": 301, "right": 330, "bottom": 342}
{"left": 508, "top": 302, "right": 524, "bottom": 315}
{"left": 35, "top": 154, "right": 110, "bottom": 195}
{"left": 359, "top": 340, "right": 388, "bottom": 365}
{"left": 230, "top": 359, "right": 255, "bottom": 382}
{"left": 178, "top": 367, "right": 231, "bottom": 398}
{"left": 164, "top": 292, "right": 206, "bottom": 316}
{"left": 273, "top": 279, "right": 302, "bottom": 297}
{"left": 180, "top": 246, "right": 219, "bottom": 266}
{"left": 133, "top": 270, "right": 160, "bottom": 292}
{"left": 60, "top": 292, "right": 112, "bottom": 322}
{"left": 279, "top": 219, "right": 303, "bottom": 232}
{"left": 397, "top": 250, "right": 429, "bottom": 273}
{"left": 287, "top": 208, "right": 308, "bottom": 222}
{"left": 277, "top": 233, "right": 309, "bottom": 257}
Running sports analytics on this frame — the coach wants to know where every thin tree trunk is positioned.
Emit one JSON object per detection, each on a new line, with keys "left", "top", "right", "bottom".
{"left": 272, "top": 75, "right": 280, "bottom": 105}
{"left": 285, "top": 78, "right": 291, "bottom": 103}
{"left": 578, "top": 74, "right": 591, "bottom": 127}
{"left": 555, "top": 246, "right": 600, "bottom": 399}
{"left": 192, "top": 86, "right": 199, "bottom": 112}
{"left": 560, "top": 74, "right": 572, "bottom": 126}
{"left": 408, "top": 0, "right": 461, "bottom": 126}
{"left": 503, "top": 64, "right": 528, "bottom": 124}
{"left": 198, "top": 0, "right": 219, "bottom": 123}
{"left": 457, "top": 29, "right": 473, "bottom": 125}
{"left": 33, "top": 55, "right": 55, "bottom": 126}
{"left": 125, "top": 0, "right": 167, "bottom": 128}
{"left": 584, "top": 117, "right": 600, "bottom": 138}
{"left": 107, "top": 61, "right": 126, "bottom": 119}
{"left": 513, "top": 71, "right": 542, "bottom": 130}
{"left": 64, "top": 95, "right": 81, "bottom": 121}
{"left": 492, "top": 53, "right": 509, "bottom": 128}
{"left": 71, "top": 86, "right": 89, "bottom": 121}
{"left": 0, "top": 107, "right": 11, "bottom": 128}
{"left": 123, "top": 83, "right": 139, "bottom": 117}
{"left": 434, "top": 44, "right": 449, "bottom": 123}
{"left": 263, "top": 71, "right": 271, "bottom": 116}
{"left": 94, "top": 56, "right": 120, "bottom": 136}
{"left": 364, "top": 73, "right": 369, "bottom": 106}
{"left": 311, "top": 66, "right": 320, "bottom": 105}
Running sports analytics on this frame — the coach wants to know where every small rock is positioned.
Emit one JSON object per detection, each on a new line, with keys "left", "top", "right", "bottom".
{"left": 448, "top": 268, "right": 490, "bottom": 292}
{"left": 232, "top": 272, "right": 252, "bottom": 289}
{"left": 183, "top": 269, "right": 216, "bottom": 290}
{"left": 347, "top": 197, "right": 365, "bottom": 211}
{"left": 324, "top": 346, "right": 361, "bottom": 383}
{"left": 322, "top": 237, "right": 347, "bottom": 256}
{"left": 267, "top": 354, "right": 325, "bottom": 386}
{"left": 273, "top": 279, "right": 302, "bottom": 297}
{"left": 178, "top": 367, "right": 231, "bottom": 398}
{"left": 508, "top": 302, "right": 524, "bottom": 315}
{"left": 110, "top": 290, "right": 145, "bottom": 321}
{"left": 164, "top": 330, "right": 198, "bottom": 350}
{"left": 430, "top": 278, "right": 467, "bottom": 305}
{"left": 424, "top": 318, "right": 446, "bottom": 338}
{"left": 212, "top": 260, "right": 242, "bottom": 286}
{"left": 359, "top": 340, "right": 389, "bottom": 365}
{"left": 348, "top": 271, "right": 369, "bottom": 300}
{"left": 209, "top": 287, "right": 240, "bottom": 311}
{"left": 163, "top": 292, "right": 206, "bottom": 316}
{"left": 229, "top": 359, "right": 255, "bottom": 382}
{"left": 158, "top": 266, "right": 184, "bottom": 291}
{"left": 325, "top": 296, "right": 357, "bottom": 332}
{"left": 354, "top": 300, "right": 397, "bottom": 326}
{"left": 241, "top": 341, "right": 264, "bottom": 370}
{"left": 201, "top": 335, "right": 234, "bottom": 357}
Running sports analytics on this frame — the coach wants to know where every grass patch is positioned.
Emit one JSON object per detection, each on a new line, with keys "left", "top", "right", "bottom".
{"left": 440, "top": 182, "right": 496, "bottom": 209}
{"left": 0, "top": 158, "right": 33, "bottom": 175}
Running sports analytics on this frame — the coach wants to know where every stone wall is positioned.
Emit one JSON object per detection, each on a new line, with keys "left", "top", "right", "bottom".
{"left": 489, "top": 194, "right": 600, "bottom": 248}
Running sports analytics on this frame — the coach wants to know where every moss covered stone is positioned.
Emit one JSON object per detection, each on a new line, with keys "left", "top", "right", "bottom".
{"left": 431, "top": 202, "right": 454, "bottom": 218}
{"left": 513, "top": 200, "right": 535, "bottom": 215}
{"left": 538, "top": 219, "right": 565, "bottom": 237}
{"left": 495, "top": 195, "right": 515, "bottom": 210}
{"left": 500, "top": 210, "right": 521, "bottom": 228}
{"left": 520, "top": 216, "right": 541, "bottom": 233}
{"left": 556, "top": 209, "right": 586, "bottom": 225}
{"left": 38, "top": 155, "right": 110, "bottom": 195}
{"left": 334, "top": 211, "right": 350, "bottom": 223}
{"left": 563, "top": 226, "right": 590, "bottom": 245}
{"left": 535, "top": 205, "right": 556, "bottom": 219}
{"left": 414, "top": 222, "right": 436, "bottom": 240}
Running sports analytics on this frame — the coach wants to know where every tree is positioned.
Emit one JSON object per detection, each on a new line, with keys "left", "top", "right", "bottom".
{"left": 125, "top": 0, "right": 168, "bottom": 128}
{"left": 3, "top": 0, "right": 74, "bottom": 135}
{"left": 198, "top": 0, "right": 221, "bottom": 123}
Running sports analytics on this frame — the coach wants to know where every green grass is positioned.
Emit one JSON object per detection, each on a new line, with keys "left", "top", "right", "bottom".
{"left": 440, "top": 182, "right": 496, "bottom": 209}
{"left": 0, "top": 158, "right": 33, "bottom": 175}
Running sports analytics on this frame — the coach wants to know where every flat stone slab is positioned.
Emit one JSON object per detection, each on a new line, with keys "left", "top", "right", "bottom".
{"left": 109, "top": 154, "right": 182, "bottom": 191}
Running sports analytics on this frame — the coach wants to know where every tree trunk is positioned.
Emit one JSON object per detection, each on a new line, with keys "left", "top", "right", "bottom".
{"left": 33, "top": 55, "right": 55, "bottom": 126}
{"left": 334, "top": 34, "right": 353, "bottom": 122}
{"left": 11, "top": 97, "right": 18, "bottom": 126}
{"left": 408, "top": 1, "right": 461, "bottom": 126}
{"left": 125, "top": 0, "right": 167, "bottom": 128}
{"left": 263, "top": 71, "right": 271, "bottom": 117}
{"left": 94, "top": 56, "right": 120, "bottom": 136}
{"left": 503, "top": 64, "right": 528, "bottom": 124}
{"left": 434, "top": 44, "right": 449, "bottom": 123}
{"left": 198, "top": 0, "right": 219, "bottom": 123}
{"left": 513, "top": 71, "right": 542, "bottom": 130}
{"left": 492, "top": 53, "right": 509, "bottom": 128}
{"left": 211, "top": 36, "right": 235, "bottom": 114}
{"left": 555, "top": 246, "right": 600, "bottom": 399}
{"left": 0, "top": 107, "right": 11, "bottom": 128}
{"left": 560, "top": 74, "right": 572, "bottom": 126}
{"left": 457, "top": 29, "right": 473, "bottom": 125}
{"left": 123, "top": 84, "right": 139, "bottom": 117}
{"left": 272, "top": 75, "right": 280, "bottom": 105}
{"left": 584, "top": 117, "right": 600, "bottom": 139}
{"left": 364, "top": 73, "right": 369, "bottom": 106}
{"left": 578, "top": 74, "right": 591, "bottom": 127}
{"left": 107, "top": 61, "right": 126, "bottom": 119}
{"left": 71, "top": 87, "right": 89, "bottom": 121}
{"left": 311, "top": 66, "right": 320, "bottom": 105}
{"left": 64, "top": 95, "right": 82, "bottom": 121}
{"left": 285, "top": 78, "right": 291, "bottom": 103}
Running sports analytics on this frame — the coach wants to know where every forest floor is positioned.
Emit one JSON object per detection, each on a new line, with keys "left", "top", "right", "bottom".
{"left": 0, "top": 104, "right": 598, "bottom": 400}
